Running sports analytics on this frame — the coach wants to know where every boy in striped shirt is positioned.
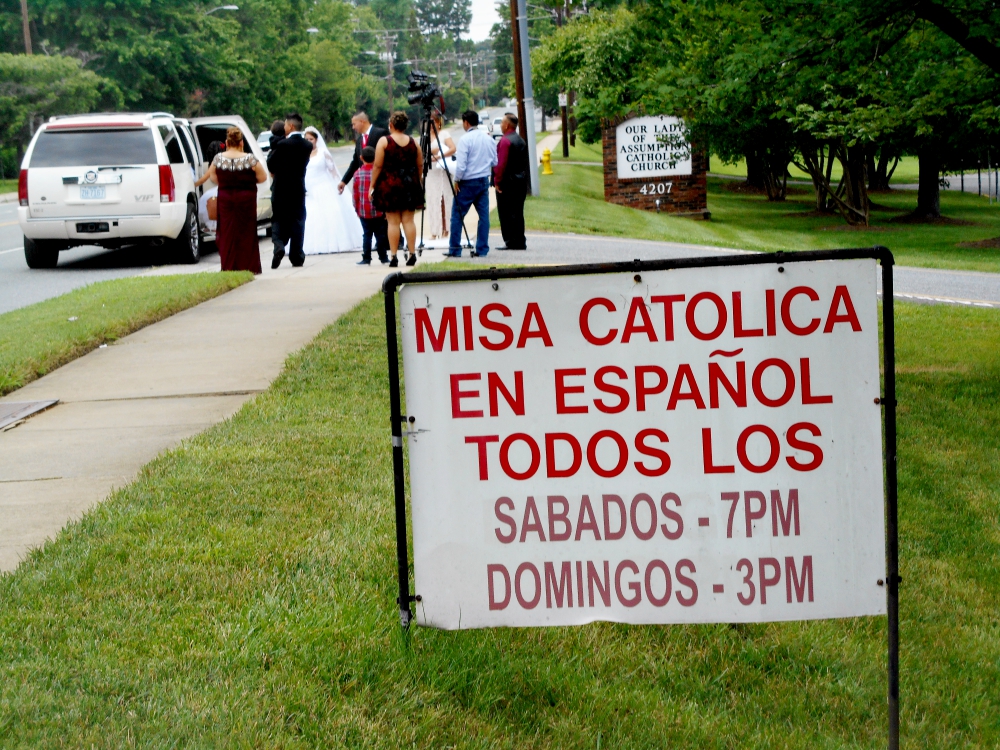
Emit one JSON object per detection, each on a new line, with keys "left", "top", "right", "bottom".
{"left": 353, "top": 146, "right": 390, "bottom": 265}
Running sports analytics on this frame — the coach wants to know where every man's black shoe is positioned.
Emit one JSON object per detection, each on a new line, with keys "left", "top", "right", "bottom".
{"left": 471, "top": 250, "right": 489, "bottom": 258}
{"left": 379, "top": 257, "right": 390, "bottom": 264}
{"left": 442, "top": 250, "right": 462, "bottom": 257}
{"left": 271, "top": 250, "right": 284, "bottom": 269}
{"left": 357, "top": 260, "right": 371, "bottom": 265}
{"left": 389, "top": 256, "right": 399, "bottom": 267}
{"left": 406, "top": 253, "right": 417, "bottom": 266}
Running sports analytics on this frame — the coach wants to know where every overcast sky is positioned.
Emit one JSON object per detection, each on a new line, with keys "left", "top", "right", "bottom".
{"left": 467, "top": 0, "right": 502, "bottom": 41}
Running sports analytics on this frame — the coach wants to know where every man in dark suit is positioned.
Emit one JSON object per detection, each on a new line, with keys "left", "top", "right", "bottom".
{"left": 493, "top": 113, "right": 529, "bottom": 250}
{"left": 267, "top": 112, "right": 314, "bottom": 268}
{"left": 338, "top": 111, "right": 389, "bottom": 194}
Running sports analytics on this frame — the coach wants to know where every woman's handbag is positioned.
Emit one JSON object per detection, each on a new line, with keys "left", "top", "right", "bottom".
{"left": 206, "top": 196, "right": 218, "bottom": 221}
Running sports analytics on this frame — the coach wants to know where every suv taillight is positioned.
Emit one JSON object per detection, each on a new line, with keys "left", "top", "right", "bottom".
{"left": 158, "top": 165, "right": 175, "bottom": 203}
{"left": 18, "top": 170, "right": 28, "bottom": 207}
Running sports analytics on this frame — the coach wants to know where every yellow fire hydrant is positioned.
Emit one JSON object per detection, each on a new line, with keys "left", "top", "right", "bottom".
{"left": 541, "top": 148, "right": 554, "bottom": 175}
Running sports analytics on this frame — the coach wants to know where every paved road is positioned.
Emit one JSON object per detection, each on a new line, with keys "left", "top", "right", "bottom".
{"left": 0, "top": 144, "right": 359, "bottom": 315}
{"left": 0, "top": 198, "right": 232, "bottom": 315}
{"left": 5, "top": 187, "right": 1000, "bottom": 314}
{"left": 460, "top": 231, "right": 1000, "bottom": 309}
{"left": 0, "top": 137, "right": 458, "bottom": 315}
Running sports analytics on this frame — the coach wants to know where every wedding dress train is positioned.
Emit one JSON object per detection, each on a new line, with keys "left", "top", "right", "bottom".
{"left": 302, "top": 126, "right": 363, "bottom": 255}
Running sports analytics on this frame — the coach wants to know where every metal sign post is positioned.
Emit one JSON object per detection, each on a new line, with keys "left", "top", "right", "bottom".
{"left": 560, "top": 92, "right": 569, "bottom": 158}
{"left": 383, "top": 246, "right": 898, "bottom": 746}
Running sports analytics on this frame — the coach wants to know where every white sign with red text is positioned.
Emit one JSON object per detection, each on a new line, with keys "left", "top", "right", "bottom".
{"left": 399, "top": 259, "right": 886, "bottom": 630}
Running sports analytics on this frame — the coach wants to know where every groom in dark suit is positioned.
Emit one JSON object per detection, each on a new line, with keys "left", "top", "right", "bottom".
{"left": 267, "top": 112, "right": 314, "bottom": 268}
{"left": 338, "top": 111, "right": 389, "bottom": 194}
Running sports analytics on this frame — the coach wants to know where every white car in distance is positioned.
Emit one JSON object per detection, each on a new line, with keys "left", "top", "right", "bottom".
{"left": 17, "top": 112, "right": 271, "bottom": 269}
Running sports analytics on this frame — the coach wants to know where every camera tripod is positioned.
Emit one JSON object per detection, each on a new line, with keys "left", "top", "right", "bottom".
{"left": 417, "top": 112, "right": 472, "bottom": 253}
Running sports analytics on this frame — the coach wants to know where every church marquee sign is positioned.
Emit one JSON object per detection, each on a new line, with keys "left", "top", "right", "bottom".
{"left": 603, "top": 114, "right": 709, "bottom": 218}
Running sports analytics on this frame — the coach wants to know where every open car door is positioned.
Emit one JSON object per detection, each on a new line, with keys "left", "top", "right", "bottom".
{"left": 189, "top": 116, "right": 272, "bottom": 232}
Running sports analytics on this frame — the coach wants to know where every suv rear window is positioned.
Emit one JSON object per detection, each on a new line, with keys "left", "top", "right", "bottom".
{"left": 29, "top": 128, "right": 158, "bottom": 168}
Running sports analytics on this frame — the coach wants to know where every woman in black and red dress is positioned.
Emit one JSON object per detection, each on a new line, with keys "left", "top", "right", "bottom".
{"left": 370, "top": 111, "right": 424, "bottom": 267}
{"left": 196, "top": 127, "right": 267, "bottom": 273}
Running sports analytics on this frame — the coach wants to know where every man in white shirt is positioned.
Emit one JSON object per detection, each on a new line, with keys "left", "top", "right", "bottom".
{"left": 446, "top": 110, "right": 498, "bottom": 258}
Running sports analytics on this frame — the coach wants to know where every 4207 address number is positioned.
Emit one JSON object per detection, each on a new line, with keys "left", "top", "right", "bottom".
{"left": 638, "top": 182, "right": 673, "bottom": 195}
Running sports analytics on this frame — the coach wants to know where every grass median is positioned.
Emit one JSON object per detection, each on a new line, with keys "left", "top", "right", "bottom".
{"left": 525, "top": 164, "right": 1000, "bottom": 272}
{"left": 551, "top": 144, "right": 927, "bottom": 184}
{"left": 0, "top": 289, "right": 996, "bottom": 747}
{"left": 0, "top": 272, "right": 253, "bottom": 396}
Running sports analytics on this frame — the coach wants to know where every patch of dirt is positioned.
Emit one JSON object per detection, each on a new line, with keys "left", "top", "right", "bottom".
{"left": 783, "top": 209, "right": 838, "bottom": 219}
{"left": 890, "top": 213, "right": 975, "bottom": 226}
{"left": 722, "top": 181, "right": 766, "bottom": 195}
{"left": 785, "top": 205, "right": 905, "bottom": 218}
{"left": 721, "top": 181, "right": 809, "bottom": 197}
{"left": 957, "top": 236, "right": 1000, "bottom": 249}
{"left": 818, "top": 224, "right": 898, "bottom": 232}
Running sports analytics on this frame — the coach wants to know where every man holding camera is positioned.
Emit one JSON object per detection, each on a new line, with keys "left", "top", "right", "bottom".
{"left": 493, "top": 113, "right": 529, "bottom": 251}
{"left": 445, "top": 110, "right": 497, "bottom": 258}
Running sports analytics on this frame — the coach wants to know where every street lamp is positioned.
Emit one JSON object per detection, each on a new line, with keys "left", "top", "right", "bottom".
{"left": 205, "top": 5, "right": 238, "bottom": 15}
{"left": 306, "top": 27, "right": 320, "bottom": 34}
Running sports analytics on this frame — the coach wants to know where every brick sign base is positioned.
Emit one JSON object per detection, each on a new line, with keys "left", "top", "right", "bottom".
{"left": 603, "top": 123, "right": 710, "bottom": 219}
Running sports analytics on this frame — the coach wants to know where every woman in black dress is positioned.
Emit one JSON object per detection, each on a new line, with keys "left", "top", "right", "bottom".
{"left": 370, "top": 111, "right": 424, "bottom": 267}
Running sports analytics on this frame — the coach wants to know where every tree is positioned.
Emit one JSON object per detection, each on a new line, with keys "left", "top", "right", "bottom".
{"left": 306, "top": 0, "right": 388, "bottom": 139}
{"left": 489, "top": 3, "right": 513, "bottom": 105}
{"left": 416, "top": 0, "right": 472, "bottom": 44}
{"left": 535, "top": 0, "right": 1000, "bottom": 223}
{"left": 0, "top": 52, "right": 118, "bottom": 163}
{"left": 533, "top": 7, "right": 649, "bottom": 143}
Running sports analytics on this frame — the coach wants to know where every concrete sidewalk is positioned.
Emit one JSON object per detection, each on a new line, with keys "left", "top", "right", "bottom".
{"left": 0, "top": 242, "right": 446, "bottom": 572}
{"left": 8, "top": 216, "right": 994, "bottom": 573}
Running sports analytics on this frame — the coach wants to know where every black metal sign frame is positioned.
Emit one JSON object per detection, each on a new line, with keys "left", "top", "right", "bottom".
{"left": 382, "top": 246, "right": 899, "bottom": 749}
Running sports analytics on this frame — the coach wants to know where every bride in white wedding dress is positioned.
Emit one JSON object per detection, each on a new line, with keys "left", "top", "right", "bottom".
{"left": 302, "top": 126, "right": 363, "bottom": 254}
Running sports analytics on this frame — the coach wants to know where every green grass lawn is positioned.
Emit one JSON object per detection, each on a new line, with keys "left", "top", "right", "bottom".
{"left": 551, "top": 139, "right": 603, "bottom": 163}
{"left": 0, "top": 290, "right": 996, "bottom": 746}
{"left": 524, "top": 165, "right": 1000, "bottom": 272}
{"left": 0, "top": 177, "right": 17, "bottom": 193}
{"left": 551, "top": 146, "right": 980, "bottom": 187}
{"left": 0, "top": 273, "right": 252, "bottom": 396}
{"left": 709, "top": 155, "right": 924, "bottom": 184}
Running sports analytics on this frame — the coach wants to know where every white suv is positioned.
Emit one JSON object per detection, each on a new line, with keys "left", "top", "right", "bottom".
{"left": 17, "top": 112, "right": 271, "bottom": 269}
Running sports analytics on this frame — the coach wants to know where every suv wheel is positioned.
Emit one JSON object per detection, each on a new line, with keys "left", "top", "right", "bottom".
{"left": 174, "top": 201, "right": 201, "bottom": 264}
{"left": 24, "top": 236, "right": 60, "bottom": 269}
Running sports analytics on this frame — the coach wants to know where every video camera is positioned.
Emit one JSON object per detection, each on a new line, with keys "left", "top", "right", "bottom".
{"left": 407, "top": 70, "right": 443, "bottom": 111}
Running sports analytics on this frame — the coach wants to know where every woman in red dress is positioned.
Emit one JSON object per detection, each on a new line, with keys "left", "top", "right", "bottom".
{"left": 196, "top": 127, "right": 267, "bottom": 273}
{"left": 370, "top": 111, "right": 424, "bottom": 267}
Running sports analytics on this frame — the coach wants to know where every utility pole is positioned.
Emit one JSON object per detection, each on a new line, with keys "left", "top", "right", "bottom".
{"left": 516, "top": 0, "right": 540, "bottom": 196}
{"left": 20, "top": 0, "right": 32, "bottom": 55}
{"left": 568, "top": 90, "right": 576, "bottom": 146}
{"left": 378, "top": 33, "right": 398, "bottom": 103}
{"left": 508, "top": 0, "right": 527, "bottom": 143}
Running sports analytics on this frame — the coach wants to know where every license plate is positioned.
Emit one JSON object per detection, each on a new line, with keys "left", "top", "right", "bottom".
{"left": 80, "top": 185, "right": 106, "bottom": 200}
